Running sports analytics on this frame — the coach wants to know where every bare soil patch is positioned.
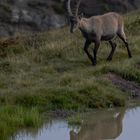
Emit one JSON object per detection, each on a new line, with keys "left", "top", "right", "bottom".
{"left": 105, "top": 73, "right": 140, "bottom": 98}
{"left": 46, "top": 110, "right": 75, "bottom": 118}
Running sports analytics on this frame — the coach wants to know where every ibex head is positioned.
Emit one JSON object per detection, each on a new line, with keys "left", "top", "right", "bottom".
{"left": 67, "top": 0, "right": 82, "bottom": 33}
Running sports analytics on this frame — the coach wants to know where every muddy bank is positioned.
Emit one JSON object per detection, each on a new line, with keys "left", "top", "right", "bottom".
{"left": 105, "top": 73, "right": 140, "bottom": 98}
{"left": 46, "top": 110, "right": 75, "bottom": 118}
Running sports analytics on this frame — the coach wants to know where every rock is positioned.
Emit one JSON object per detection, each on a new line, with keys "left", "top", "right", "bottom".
{"left": 0, "top": 0, "right": 139, "bottom": 37}
{"left": 43, "top": 14, "right": 66, "bottom": 29}
{"left": 0, "top": 0, "right": 67, "bottom": 37}
{"left": 11, "top": 8, "right": 20, "bottom": 23}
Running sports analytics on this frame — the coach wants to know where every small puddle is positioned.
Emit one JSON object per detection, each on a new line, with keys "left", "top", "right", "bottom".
{"left": 11, "top": 107, "right": 140, "bottom": 140}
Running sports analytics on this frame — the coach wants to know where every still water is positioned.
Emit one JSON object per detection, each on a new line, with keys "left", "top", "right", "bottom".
{"left": 12, "top": 107, "right": 140, "bottom": 140}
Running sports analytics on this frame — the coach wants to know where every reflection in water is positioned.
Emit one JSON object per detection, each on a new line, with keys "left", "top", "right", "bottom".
{"left": 12, "top": 107, "right": 140, "bottom": 140}
{"left": 12, "top": 120, "right": 71, "bottom": 140}
{"left": 70, "top": 109, "right": 125, "bottom": 140}
{"left": 116, "top": 107, "right": 140, "bottom": 140}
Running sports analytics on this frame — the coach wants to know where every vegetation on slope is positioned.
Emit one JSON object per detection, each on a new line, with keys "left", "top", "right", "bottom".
{"left": 0, "top": 10, "right": 140, "bottom": 139}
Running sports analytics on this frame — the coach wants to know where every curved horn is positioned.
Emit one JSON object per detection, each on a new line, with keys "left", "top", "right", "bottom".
{"left": 75, "top": 0, "right": 82, "bottom": 17}
{"left": 67, "top": 0, "right": 73, "bottom": 16}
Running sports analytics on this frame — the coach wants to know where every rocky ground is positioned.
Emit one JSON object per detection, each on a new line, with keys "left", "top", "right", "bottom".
{"left": 0, "top": 0, "right": 140, "bottom": 37}
{"left": 0, "top": 0, "right": 66, "bottom": 37}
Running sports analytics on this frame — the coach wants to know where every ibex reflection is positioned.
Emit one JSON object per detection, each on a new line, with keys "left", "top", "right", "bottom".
{"left": 70, "top": 109, "right": 125, "bottom": 140}
{"left": 67, "top": 0, "right": 132, "bottom": 65}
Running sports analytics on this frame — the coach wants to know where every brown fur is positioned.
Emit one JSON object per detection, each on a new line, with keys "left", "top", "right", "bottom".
{"left": 79, "top": 12, "right": 124, "bottom": 41}
{"left": 67, "top": 0, "right": 132, "bottom": 65}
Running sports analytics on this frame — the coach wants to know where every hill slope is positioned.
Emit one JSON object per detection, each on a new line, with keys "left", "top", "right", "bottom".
{"left": 0, "top": 0, "right": 140, "bottom": 36}
{"left": 0, "top": 10, "right": 140, "bottom": 140}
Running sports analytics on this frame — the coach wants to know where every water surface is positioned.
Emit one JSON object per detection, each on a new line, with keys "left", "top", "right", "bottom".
{"left": 12, "top": 107, "right": 140, "bottom": 140}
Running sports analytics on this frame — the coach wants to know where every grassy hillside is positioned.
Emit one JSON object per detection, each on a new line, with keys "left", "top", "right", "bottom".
{"left": 0, "top": 10, "right": 140, "bottom": 139}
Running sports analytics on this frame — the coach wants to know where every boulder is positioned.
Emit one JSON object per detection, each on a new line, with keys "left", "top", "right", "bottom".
{"left": 0, "top": 0, "right": 139, "bottom": 37}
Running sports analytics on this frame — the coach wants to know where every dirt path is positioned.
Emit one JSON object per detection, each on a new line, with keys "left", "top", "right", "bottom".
{"left": 105, "top": 73, "right": 140, "bottom": 98}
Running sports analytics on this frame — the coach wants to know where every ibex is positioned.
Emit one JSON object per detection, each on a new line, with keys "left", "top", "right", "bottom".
{"left": 67, "top": 0, "right": 132, "bottom": 65}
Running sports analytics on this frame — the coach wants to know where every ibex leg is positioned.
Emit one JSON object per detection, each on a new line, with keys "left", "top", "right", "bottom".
{"left": 84, "top": 40, "right": 93, "bottom": 64}
{"left": 117, "top": 32, "right": 132, "bottom": 58}
{"left": 93, "top": 41, "right": 100, "bottom": 65}
{"left": 107, "top": 41, "right": 117, "bottom": 61}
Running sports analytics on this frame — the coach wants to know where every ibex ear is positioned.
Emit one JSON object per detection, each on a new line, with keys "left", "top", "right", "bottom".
{"left": 79, "top": 13, "right": 84, "bottom": 19}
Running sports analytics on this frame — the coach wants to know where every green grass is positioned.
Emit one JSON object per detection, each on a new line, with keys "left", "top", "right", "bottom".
{"left": 0, "top": 10, "right": 140, "bottom": 139}
{"left": 0, "top": 106, "right": 43, "bottom": 140}
{"left": 68, "top": 114, "right": 83, "bottom": 126}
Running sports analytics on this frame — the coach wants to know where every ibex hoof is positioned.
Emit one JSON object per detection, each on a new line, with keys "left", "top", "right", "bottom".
{"left": 107, "top": 57, "right": 112, "bottom": 61}
{"left": 92, "top": 62, "right": 97, "bottom": 66}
